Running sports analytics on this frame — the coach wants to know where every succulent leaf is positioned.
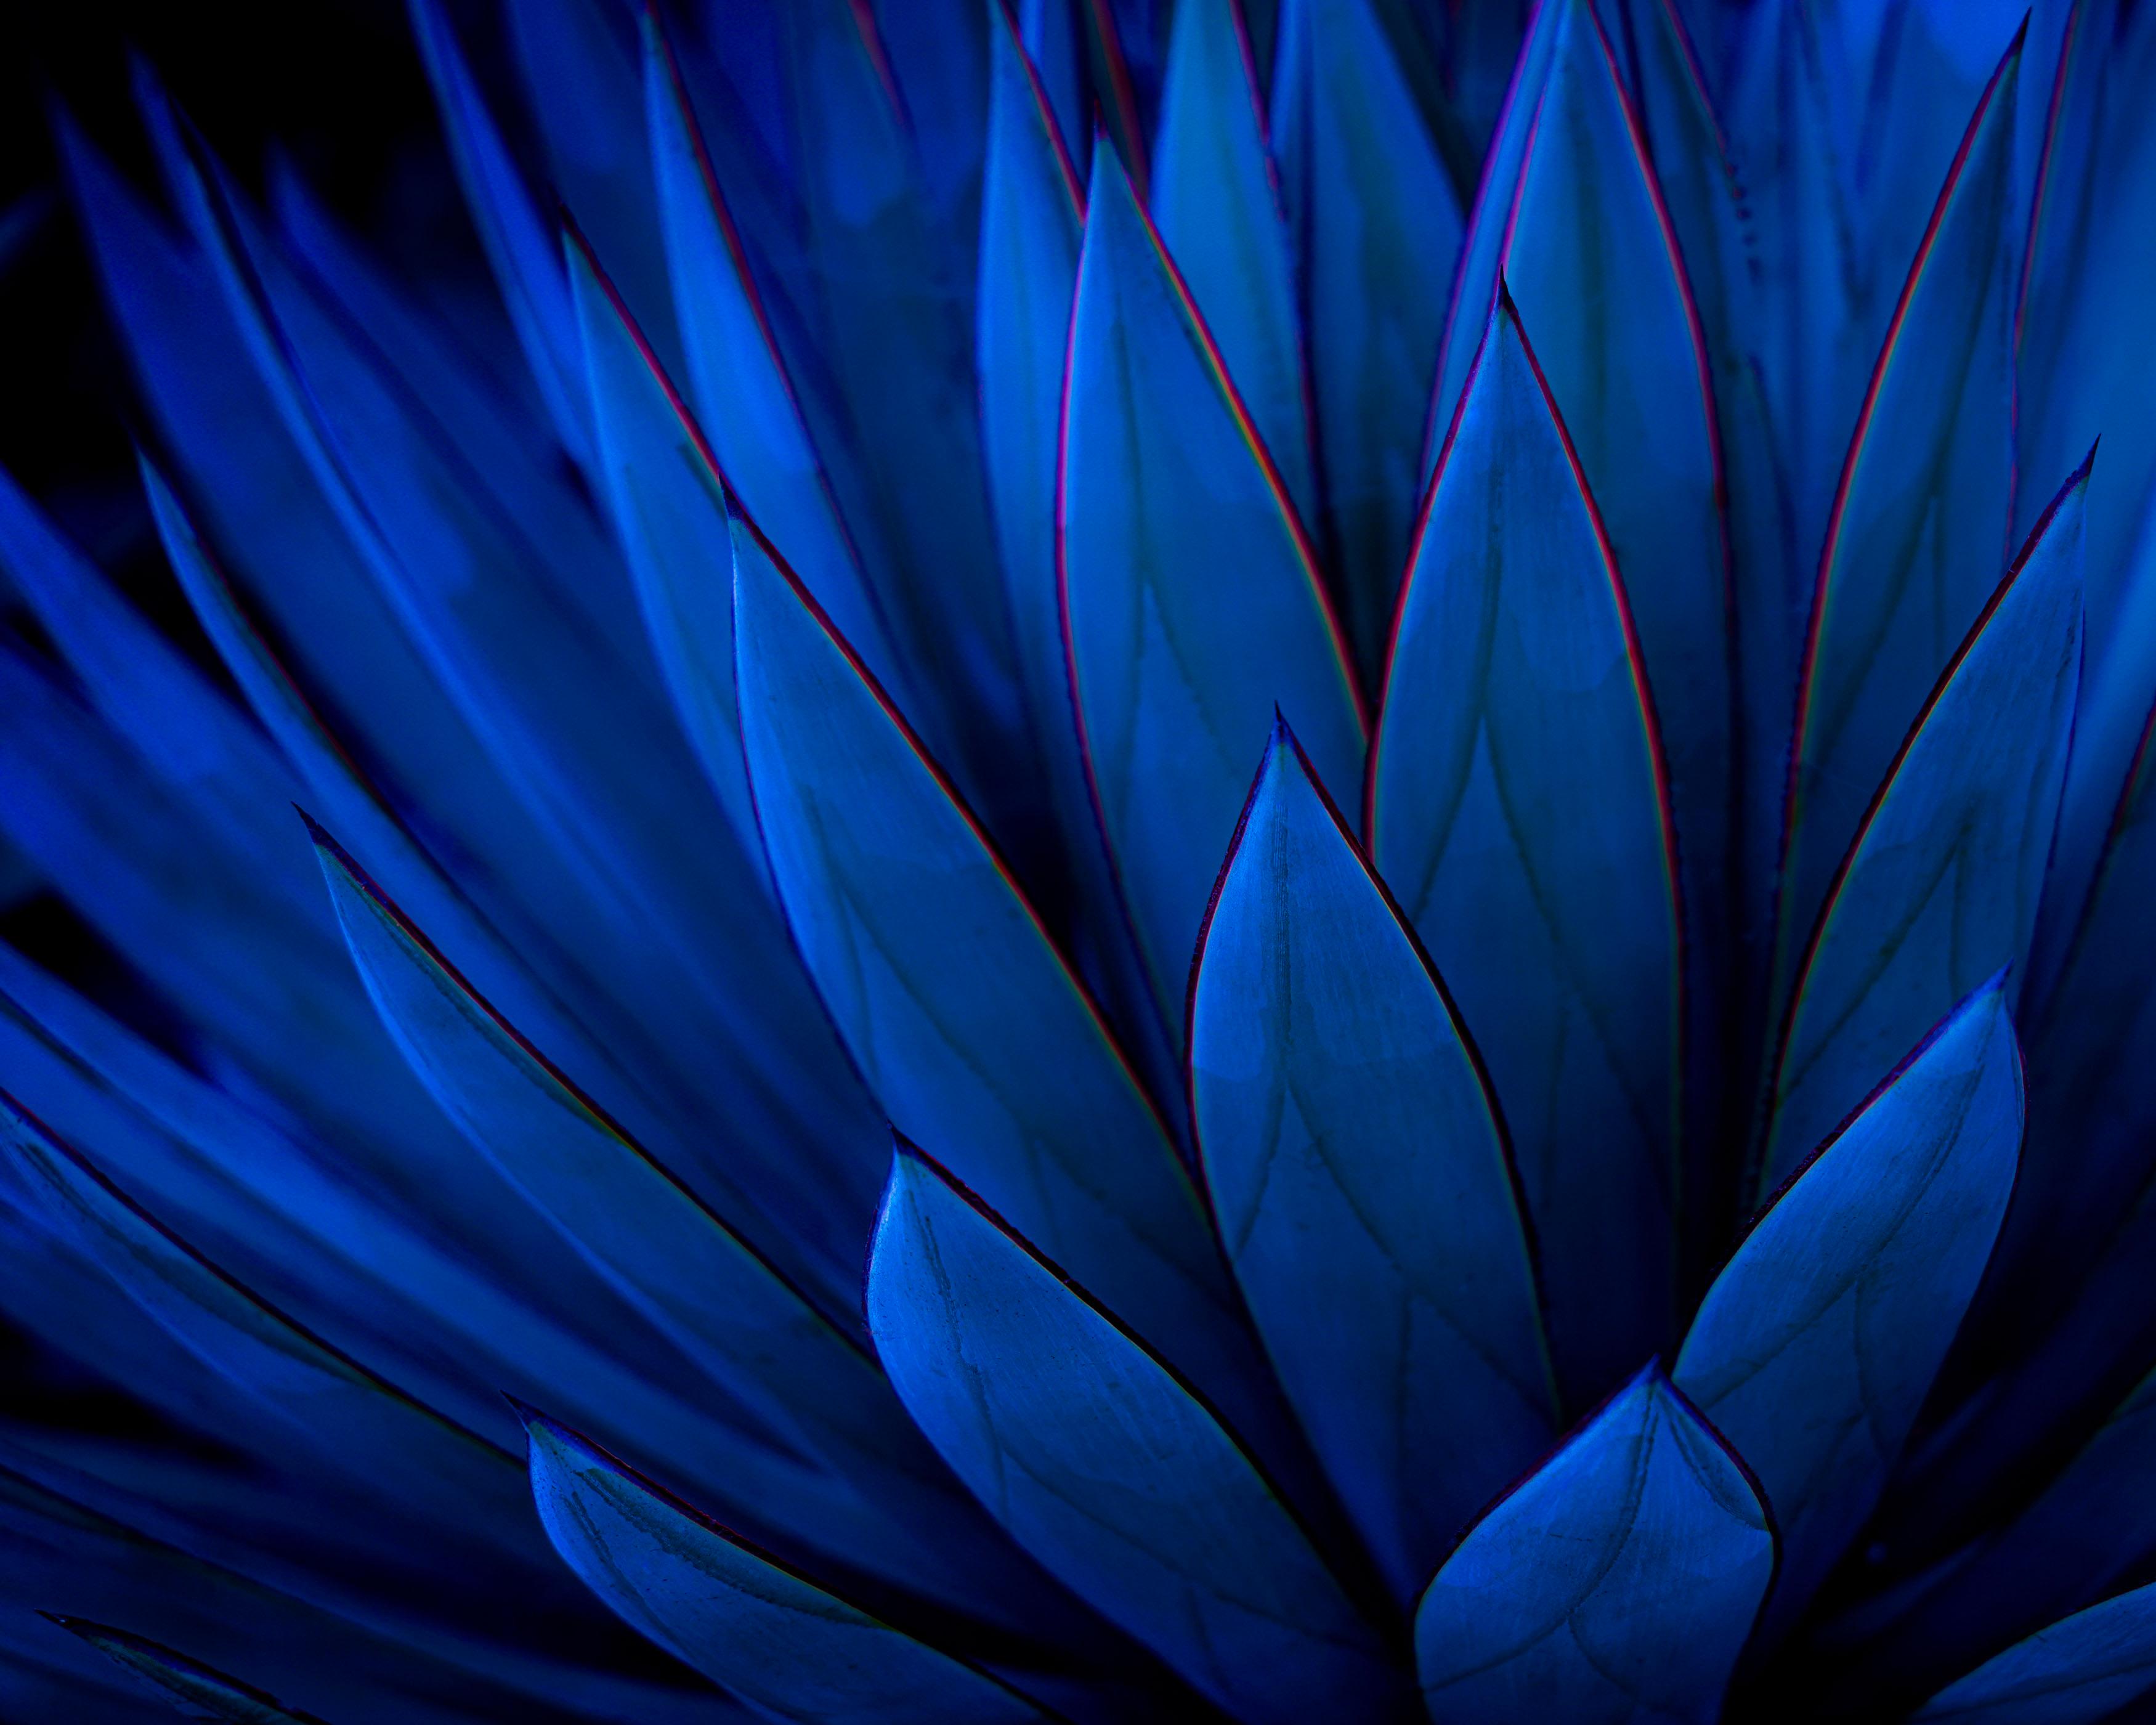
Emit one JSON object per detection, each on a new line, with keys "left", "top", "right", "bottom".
{"left": 1189, "top": 718, "right": 1554, "bottom": 1604}
{"left": 1413, "top": 1366, "right": 1773, "bottom": 1725}
{"left": 865, "top": 1146, "right": 1408, "bottom": 1724}
{"left": 1369, "top": 291, "right": 1680, "bottom": 1407}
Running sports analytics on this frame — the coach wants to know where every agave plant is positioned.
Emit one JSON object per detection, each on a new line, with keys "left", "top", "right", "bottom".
{"left": 7, "top": 0, "right": 2156, "bottom": 1718}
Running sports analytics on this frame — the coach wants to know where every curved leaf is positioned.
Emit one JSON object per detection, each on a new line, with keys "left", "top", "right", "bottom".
{"left": 865, "top": 1147, "right": 1406, "bottom": 1724}
{"left": 1269, "top": 0, "right": 1461, "bottom": 673}
{"left": 1368, "top": 292, "right": 1680, "bottom": 1406}
{"left": 1676, "top": 980, "right": 2022, "bottom": 1641}
{"left": 731, "top": 516, "right": 1278, "bottom": 1449}
{"left": 1483, "top": 0, "right": 1732, "bottom": 1033}
{"left": 1151, "top": 0, "right": 1316, "bottom": 524}
{"left": 309, "top": 823, "right": 1053, "bottom": 1631}
{"left": 1060, "top": 147, "right": 1364, "bottom": 1044}
{"left": 407, "top": 0, "right": 594, "bottom": 464}
{"left": 1910, "top": 1582, "right": 2156, "bottom": 1724}
{"left": 641, "top": 14, "right": 899, "bottom": 706}
{"left": 1778, "top": 36, "right": 2024, "bottom": 968}
{"left": 567, "top": 230, "right": 758, "bottom": 852}
{"left": 45, "top": 1619, "right": 330, "bottom": 1725}
{"left": 976, "top": 8, "right": 1167, "bottom": 1090}
{"left": 1759, "top": 457, "right": 2083, "bottom": 1194}
{"left": 520, "top": 1410, "right": 1048, "bottom": 1725}
{"left": 1414, "top": 1366, "right": 1773, "bottom": 1725}
{"left": 1189, "top": 718, "right": 1554, "bottom": 1603}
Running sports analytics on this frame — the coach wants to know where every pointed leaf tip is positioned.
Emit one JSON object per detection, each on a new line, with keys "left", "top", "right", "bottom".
{"left": 1415, "top": 1364, "right": 1772, "bottom": 1724}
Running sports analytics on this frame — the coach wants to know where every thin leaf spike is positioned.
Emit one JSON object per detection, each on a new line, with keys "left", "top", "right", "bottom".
{"left": 976, "top": 7, "right": 1169, "bottom": 1090}
{"left": 729, "top": 511, "right": 1278, "bottom": 1453}
{"left": 1060, "top": 144, "right": 1366, "bottom": 1047}
{"left": 1368, "top": 291, "right": 1681, "bottom": 1409}
{"left": 306, "top": 819, "right": 1056, "bottom": 1630}
{"left": 1677, "top": 980, "right": 2024, "bottom": 1643}
{"left": 44, "top": 1618, "right": 331, "bottom": 1725}
{"left": 1151, "top": 0, "right": 1318, "bottom": 526}
{"left": 1778, "top": 33, "right": 2024, "bottom": 972}
{"left": 865, "top": 1146, "right": 1409, "bottom": 1724}
{"left": 518, "top": 1408, "right": 1050, "bottom": 1725}
{"left": 1759, "top": 455, "right": 2084, "bottom": 1194}
{"left": 640, "top": 14, "right": 901, "bottom": 712}
{"left": 1189, "top": 718, "right": 1557, "bottom": 1605}
{"left": 1413, "top": 1365, "right": 1775, "bottom": 1725}
{"left": 406, "top": 0, "right": 594, "bottom": 466}
{"left": 1269, "top": 0, "right": 1463, "bottom": 675}
{"left": 1908, "top": 1581, "right": 2156, "bottom": 1724}
{"left": 567, "top": 231, "right": 758, "bottom": 854}
{"left": 1473, "top": 0, "right": 1733, "bottom": 1041}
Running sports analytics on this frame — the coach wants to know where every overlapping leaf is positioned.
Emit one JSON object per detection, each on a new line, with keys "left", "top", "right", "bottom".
{"left": 1677, "top": 981, "right": 2022, "bottom": 1642}
{"left": 730, "top": 514, "right": 1279, "bottom": 1448}
{"left": 1369, "top": 293, "right": 1679, "bottom": 1405}
{"left": 1776, "top": 36, "right": 2024, "bottom": 970}
{"left": 1152, "top": 0, "right": 1316, "bottom": 524}
{"left": 1060, "top": 147, "right": 1364, "bottom": 1044}
{"left": 1189, "top": 720, "right": 1554, "bottom": 1603}
{"left": 865, "top": 1148, "right": 1406, "bottom": 1724}
{"left": 1759, "top": 459, "right": 2083, "bottom": 1192}
{"left": 1414, "top": 1367, "right": 1773, "bottom": 1724}
{"left": 521, "top": 1410, "right": 1049, "bottom": 1725}
{"left": 1269, "top": 0, "right": 1462, "bottom": 673}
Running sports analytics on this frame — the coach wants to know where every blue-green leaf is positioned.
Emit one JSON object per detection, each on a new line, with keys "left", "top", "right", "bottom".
{"left": 1189, "top": 718, "right": 1554, "bottom": 1604}
{"left": 1677, "top": 980, "right": 2022, "bottom": 1641}
{"left": 407, "top": 0, "right": 594, "bottom": 465}
{"left": 1414, "top": 1366, "right": 1773, "bottom": 1725}
{"left": 642, "top": 14, "right": 901, "bottom": 711}
{"left": 1483, "top": 0, "right": 1732, "bottom": 1039}
{"left": 1368, "top": 292, "right": 1680, "bottom": 1406}
{"left": 731, "top": 516, "right": 1281, "bottom": 1450}
{"left": 975, "top": 8, "right": 1167, "bottom": 1091}
{"left": 1910, "top": 1582, "right": 2156, "bottom": 1724}
{"left": 520, "top": 1409, "right": 1048, "bottom": 1725}
{"left": 1777, "top": 36, "right": 2024, "bottom": 973}
{"left": 308, "top": 824, "right": 1052, "bottom": 1630}
{"left": 45, "top": 1620, "right": 330, "bottom": 1725}
{"left": 1061, "top": 146, "right": 1364, "bottom": 1045}
{"left": 865, "top": 1147, "right": 1406, "bottom": 1723}
{"left": 1269, "top": 0, "right": 1461, "bottom": 674}
{"left": 1152, "top": 0, "right": 1316, "bottom": 526}
{"left": 567, "top": 230, "right": 758, "bottom": 853}
{"left": 1759, "top": 457, "right": 2083, "bottom": 1195}
{"left": 0, "top": 1094, "right": 542, "bottom": 1578}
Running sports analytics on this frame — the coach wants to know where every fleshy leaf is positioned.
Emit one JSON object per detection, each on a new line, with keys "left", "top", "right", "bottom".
{"left": 641, "top": 14, "right": 902, "bottom": 710}
{"left": 731, "top": 514, "right": 1278, "bottom": 1450}
{"left": 1676, "top": 980, "right": 2022, "bottom": 1641}
{"left": 1909, "top": 1582, "right": 2156, "bottom": 1724}
{"left": 1269, "top": 0, "right": 1462, "bottom": 673}
{"left": 1777, "top": 35, "right": 2024, "bottom": 970}
{"left": 1368, "top": 293, "right": 1680, "bottom": 1406}
{"left": 567, "top": 230, "right": 758, "bottom": 852}
{"left": 1189, "top": 719, "right": 1554, "bottom": 1603}
{"left": 1759, "top": 457, "right": 2083, "bottom": 1194}
{"left": 308, "top": 823, "right": 1054, "bottom": 1630}
{"left": 1060, "top": 147, "right": 1364, "bottom": 1043}
{"left": 865, "top": 1147, "right": 1406, "bottom": 1723}
{"left": 1477, "top": 0, "right": 1732, "bottom": 1044}
{"left": 45, "top": 1619, "right": 330, "bottom": 1725}
{"left": 1151, "top": 0, "right": 1316, "bottom": 524}
{"left": 521, "top": 1408, "right": 1048, "bottom": 1725}
{"left": 1413, "top": 1366, "right": 1773, "bottom": 1725}
{"left": 406, "top": 0, "right": 594, "bottom": 465}
{"left": 976, "top": 7, "right": 1167, "bottom": 1089}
